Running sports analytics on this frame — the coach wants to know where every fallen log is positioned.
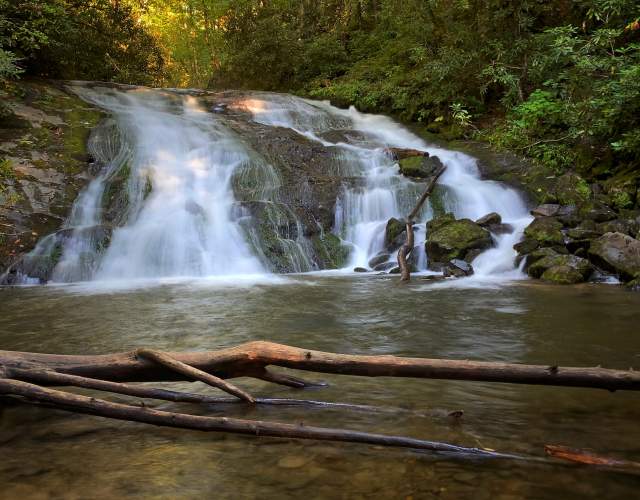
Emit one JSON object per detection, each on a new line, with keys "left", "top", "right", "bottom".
{"left": 0, "top": 378, "right": 514, "bottom": 460}
{"left": 1, "top": 341, "right": 638, "bottom": 391}
{"left": 398, "top": 164, "right": 446, "bottom": 281}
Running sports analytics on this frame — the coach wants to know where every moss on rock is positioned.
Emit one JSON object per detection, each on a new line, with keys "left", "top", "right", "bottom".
{"left": 425, "top": 217, "right": 492, "bottom": 262}
{"left": 523, "top": 217, "right": 564, "bottom": 246}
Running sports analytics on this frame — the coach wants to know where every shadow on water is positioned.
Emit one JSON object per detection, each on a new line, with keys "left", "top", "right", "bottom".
{"left": 1, "top": 276, "right": 640, "bottom": 499}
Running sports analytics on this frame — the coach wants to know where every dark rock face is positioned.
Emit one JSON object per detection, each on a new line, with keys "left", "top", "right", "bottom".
{"left": 588, "top": 232, "right": 640, "bottom": 281}
{"left": 425, "top": 213, "right": 492, "bottom": 264}
{"left": 443, "top": 259, "right": 474, "bottom": 277}
{"left": 476, "top": 212, "right": 501, "bottom": 226}
{"left": 368, "top": 253, "right": 390, "bottom": 268}
{"left": 0, "top": 82, "right": 103, "bottom": 275}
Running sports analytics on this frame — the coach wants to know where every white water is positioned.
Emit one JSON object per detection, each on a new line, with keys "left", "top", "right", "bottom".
{"left": 14, "top": 86, "right": 532, "bottom": 284}
{"left": 62, "top": 87, "right": 265, "bottom": 280}
{"left": 237, "top": 93, "right": 532, "bottom": 278}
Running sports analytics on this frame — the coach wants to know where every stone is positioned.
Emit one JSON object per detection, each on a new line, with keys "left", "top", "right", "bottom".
{"left": 556, "top": 205, "right": 580, "bottom": 227}
{"left": 384, "top": 147, "right": 428, "bottom": 160}
{"left": 540, "top": 265, "right": 586, "bottom": 284}
{"left": 488, "top": 223, "right": 514, "bottom": 235}
{"left": 475, "top": 212, "right": 501, "bottom": 226}
{"left": 531, "top": 204, "right": 560, "bottom": 217}
{"left": 513, "top": 238, "right": 539, "bottom": 255}
{"left": 353, "top": 267, "right": 368, "bottom": 273}
{"left": 398, "top": 155, "right": 443, "bottom": 179}
{"left": 449, "top": 258, "right": 474, "bottom": 275}
{"left": 523, "top": 247, "right": 560, "bottom": 270}
{"left": 554, "top": 173, "right": 591, "bottom": 205}
{"left": 426, "top": 212, "right": 456, "bottom": 234}
{"left": 581, "top": 203, "right": 617, "bottom": 222}
{"left": 373, "top": 261, "right": 396, "bottom": 272}
{"left": 368, "top": 253, "right": 390, "bottom": 268}
{"left": 588, "top": 232, "right": 640, "bottom": 281}
{"left": 528, "top": 253, "right": 592, "bottom": 281}
{"left": 384, "top": 217, "right": 406, "bottom": 250}
{"left": 523, "top": 217, "right": 564, "bottom": 246}
{"left": 597, "top": 219, "right": 639, "bottom": 237}
{"left": 425, "top": 217, "right": 492, "bottom": 263}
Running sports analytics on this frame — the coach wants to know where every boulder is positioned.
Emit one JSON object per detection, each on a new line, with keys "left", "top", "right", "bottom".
{"left": 541, "top": 266, "right": 587, "bottom": 285}
{"left": 373, "top": 261, "right": 396, "bottom": 272}
{"left": 426, "top": 213, "right": 456, "bottom": 234}
{"left": 523, "top": 247, "right": 560, "bottom": 270}
{"left": 580, "top": 203, "right": 617, "bottom": 223}
{"left": 597, "top": 219, "right": 639, "bottom": 237}
{"left": 554, "top": 173, "right": 591, "bottom": 206}
{"left": 528, "top": 253, "right": 592, "bottom": 283}
{"left": 476, "top": 212, "right": 501, "bottom": 226}
{"left": 353, "top": 267, "right": 368, "bottom": 273}
{"left": 398, "top": 155, "right": 444, "bottom": 179}
{"left": 426, "top": 217, "right": 492, "bottom": 263}
{"left": 488, "top": 223, "right": 514, "bottom": 235}
{"left": 556, "top": 205, "right": 580, "bottom": 227}
{"left": 531, "top": 204, "right": 560, "bottom": 218}
{"left": 384, "top": 217, "right": 406, "bottom": 251}
{"left": 513, "top": 238, "right": 539, "bottom": 255}
{"left": 384, "top": 147, "right": 428, "bottom": 161}
{"left": 523, "top": 217, "right": 564, "bottom": 246}
{"left": 445, "top": 259, "right": 474, "bottom": 277}
{"left": 588, "top": 232, "right": 640, "bottom": 281}
{"left": 368, "top": 253, "right": 390, "bottom": 268}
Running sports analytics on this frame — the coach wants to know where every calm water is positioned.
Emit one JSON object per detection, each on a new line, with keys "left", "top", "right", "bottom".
{"left": 1, "top": 275, "right": 639, "bottom": 499}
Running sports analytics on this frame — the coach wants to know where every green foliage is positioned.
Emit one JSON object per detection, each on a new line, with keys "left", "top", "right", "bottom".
{"left": 0, "top": 0, "right": 164, "bottom": 84}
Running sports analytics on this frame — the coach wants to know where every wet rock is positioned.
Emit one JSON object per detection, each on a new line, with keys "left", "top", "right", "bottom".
{"left": 446, "top": 259, "right": 474, "bottom": 276}
{"left": 626, "top": 277, "right": 640, "bottom": 291}
{"left": 426, "top": 212, "right": 456, "bottom": 234}
{"left": 425, "top": 216, "right": 492, "bottom": 263}
{"left": 488, "top": 223, "right": 514, "bottom": 235}
{"left": 463, "top": 248, "right": 483, "bottom": 262}
{"left": 373, "top": 261, "right": 396, "bottom": 271}
{"left": 523, "top": 217, "right": 564, "bottom": 246}
{"left": 353, "top": 267, "right": 368, "bottom": 273}
{"left": 513, "top": 238, "right": 539, "bottom": 255}
{"left": 566, "top": 220, "right": 603, "bottom": 240}
{"left": 388, "top": 266, "right": 401, "bottom": 274}
{"left": 531, "top": 204, "right": 560, "bottom": 218}
{"left": 475, "top": 212, "right": 501, "bottom": 226}
{"left": 384, "top": 217, "right": 406, "bottom": 250}
{"left": 398, "top": 155, "right": 443, "bottom": 179}
{"left": 540, "top": 265, "right": 587, "bottom": 284}
{"left": 421, "top": 274, "right": 447, "bottom": 282}
{"left": 523, "top": 247, "right": 560, "bottom": 271}
{"left": 588, "top": 232, "right": 640, "bottom": 281}
{"left": 384, "top": 147, "right": 428, "bottom": 161}
{"left": 368, "top": 253, "right": 390, "bottom": 268}
{"left": 528, "top": 253, "right": 592, "bottom": 282}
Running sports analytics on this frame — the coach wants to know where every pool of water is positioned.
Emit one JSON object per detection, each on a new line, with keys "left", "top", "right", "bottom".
{"left": 1, "top": 275, "right": 639, "bottom": 499}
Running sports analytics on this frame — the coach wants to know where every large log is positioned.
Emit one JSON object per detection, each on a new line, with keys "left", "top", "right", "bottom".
{"left": 1, "top": 341, "right": 638, "bottom": 391}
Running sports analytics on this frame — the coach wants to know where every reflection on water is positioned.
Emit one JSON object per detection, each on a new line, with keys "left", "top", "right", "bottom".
{"left": 1, "top": 277, "right": 639, "bottom": 499}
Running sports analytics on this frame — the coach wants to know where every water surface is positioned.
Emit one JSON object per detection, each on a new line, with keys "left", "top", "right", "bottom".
{"left": 1, "top": 276, "right": 639, "bottom": 499}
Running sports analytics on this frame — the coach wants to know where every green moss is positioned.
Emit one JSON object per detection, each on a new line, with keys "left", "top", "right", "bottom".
{"left": 540, "top": 265, "right": 585, "bottom": 284}
{"left": 426, "top": 217, "right": 492, "bottom": 262}
{"left": 524, "top": 217, "right": 564, "bottom": 246}
{"left": 312, "top": 233, "right": 349, "bottom": 269}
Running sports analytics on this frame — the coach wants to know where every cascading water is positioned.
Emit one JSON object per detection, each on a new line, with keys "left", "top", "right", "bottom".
{"left": 12, "top": 85, "right": 532, "bottom": 284}
{"left": 237, "top": 93, "right": 532, "bottom": 277}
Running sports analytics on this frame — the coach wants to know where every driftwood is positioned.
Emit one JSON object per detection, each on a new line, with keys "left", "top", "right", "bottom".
{"left": 1, "top": 341, "right": 638, "bottom": 462}
{"left": 398, "top": 164, "right": 446, "bottom": 281}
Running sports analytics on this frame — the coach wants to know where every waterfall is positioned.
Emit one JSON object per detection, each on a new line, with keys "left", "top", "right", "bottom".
{"left": 236, "top": 93, "right": 532, "bottom": 277}
{"left": 10, "top": 85, "right": 532, "bottom": 284}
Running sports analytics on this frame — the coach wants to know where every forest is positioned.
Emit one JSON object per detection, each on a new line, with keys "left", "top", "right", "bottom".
{"left": 2, "top": 0, "right": 639, "bottom": 193}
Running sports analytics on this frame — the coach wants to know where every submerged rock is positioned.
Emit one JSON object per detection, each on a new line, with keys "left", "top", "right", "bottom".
{"left": 353, "top": 267, "right": 368, "bottom": 273}
{"left": 527, "top": 253, "right": 592, "bottom": 283}
{"left": 588, "top": 232, "right": 640, "bottom": 281}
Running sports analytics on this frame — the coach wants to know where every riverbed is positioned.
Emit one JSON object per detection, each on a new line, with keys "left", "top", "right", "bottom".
{"left": 1, "top": 275, "right": 639, "bottom": 499}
